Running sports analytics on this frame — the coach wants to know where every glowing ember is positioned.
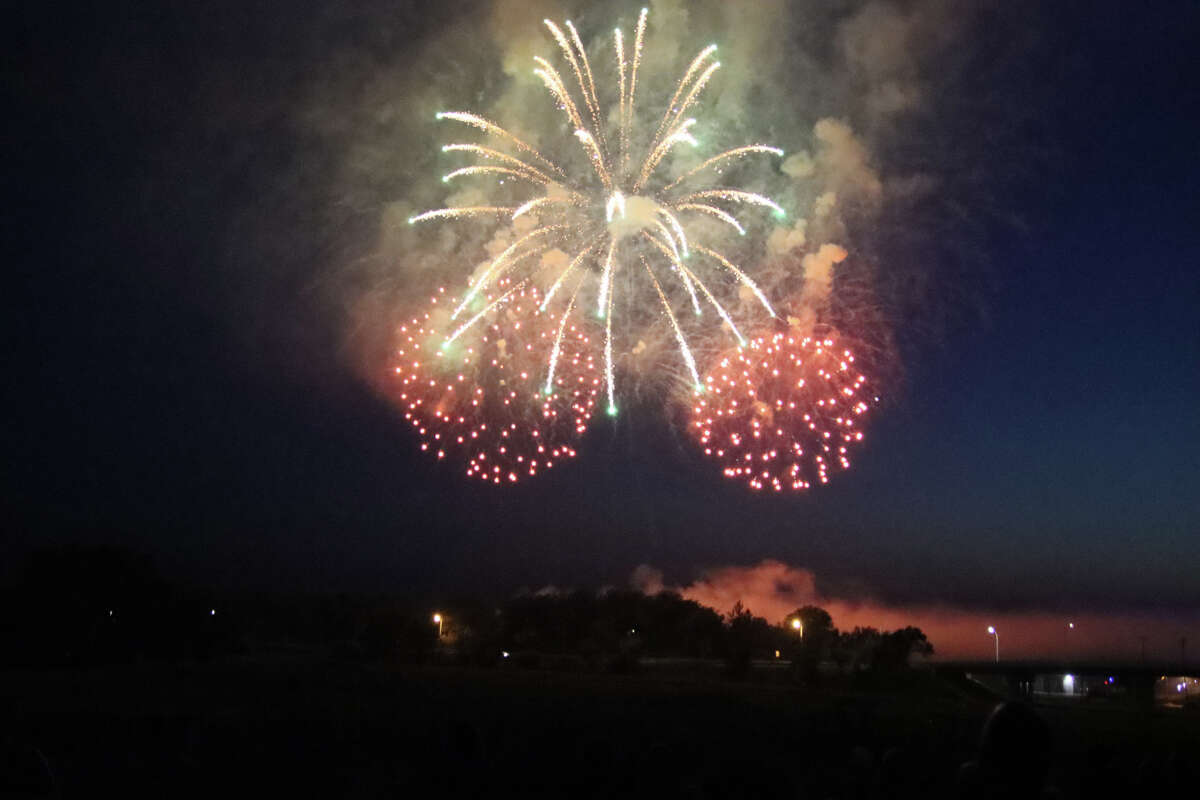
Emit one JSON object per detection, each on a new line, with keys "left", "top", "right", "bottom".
{"left": 690, "top": 332, "right": 875, "bottom": 491}
{"left": 391, "top": 284, "right": 599, "bottom": 483}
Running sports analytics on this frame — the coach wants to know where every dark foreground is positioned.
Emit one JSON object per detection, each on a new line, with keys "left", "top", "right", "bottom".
{"left": 1, "top": 655, "right": 1196, "bottom": 798}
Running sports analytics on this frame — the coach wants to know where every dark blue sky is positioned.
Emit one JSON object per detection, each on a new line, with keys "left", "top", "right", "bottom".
{"left": 6, "top": 1, "right": 1198, "bottom": 614}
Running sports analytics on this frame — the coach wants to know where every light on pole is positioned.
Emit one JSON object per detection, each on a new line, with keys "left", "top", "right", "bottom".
{"left": 791, "top": 618, "right": 804, "bottom": 637}
{"left": 433, "top": 613, "right": 443, "bottom": 638}
{"left": 987, "top": 626, "right": 1000, "bottom": 663}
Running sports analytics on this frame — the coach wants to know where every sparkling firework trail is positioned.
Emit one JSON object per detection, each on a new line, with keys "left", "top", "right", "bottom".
{"left": 690, "top": 333, "right": 875, "bottom": 492}
{"left": 410, "top": 9, "right": 785, "bottom": 413}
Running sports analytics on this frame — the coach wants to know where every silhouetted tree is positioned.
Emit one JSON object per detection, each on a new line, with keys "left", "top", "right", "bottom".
{"left": 786, "top": 605, "right": 837, "bottom": 682}
{"left": 724, "top": 601, "right": 773, "bottom": 678}
{"left": 876, "top": 626, "right": 933, "bottom": 670}
{"left": 832, "top": 625, "right": 934, "bottom": 674}
{"left": 788, "top": 606, "right": 835, "bottom": 640}
{"left": 836, "top": 626, "right": 883, "bottom": 672}
{"left": 493, "top": 589, "right": 726, "bottom": 669}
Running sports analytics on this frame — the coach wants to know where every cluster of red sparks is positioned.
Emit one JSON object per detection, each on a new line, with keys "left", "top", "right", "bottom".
{"left": 689, "top": 333, "right": 873, "bottom": 491}
{"left": 390, "top": 286, "right": 600, "bottom": 484}
{"left": 391, "top": 303, "right": 877, "bottom": 491}
{"left": 390, "top": 296, "right": 877, "bottom": 491}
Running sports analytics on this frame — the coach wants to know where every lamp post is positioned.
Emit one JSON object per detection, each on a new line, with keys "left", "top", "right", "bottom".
{"left": 791, "top": 618, "right": 804, "bottom": 637}
{"left": 987, "top": 626, "right": 1000, "bottom": 663}
{"left": 433, "top": 613, "right": 443, "bottom": 639}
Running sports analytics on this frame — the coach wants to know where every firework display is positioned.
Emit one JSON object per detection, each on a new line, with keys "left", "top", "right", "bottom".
{"left": 396, "top": 10, "right": 877, "bottom": 490}
{"left": 391, "top": 284, "right": 600, "bottom": 483}
{"left": 409, "top": 9, "right": 783, "bottom": 416}
{"left": 689, "top": 333, "right": 873, "bottom": 491}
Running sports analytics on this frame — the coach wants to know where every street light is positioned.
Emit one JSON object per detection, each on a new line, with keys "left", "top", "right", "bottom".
{"left": 433, "top": 613, "right": 443, "bottom": 638}
{"left": 987, "top": 626, "right": 1000, "bottom": 663}
{"left": 791, "top": 618, "right": 804, "bottom": 637}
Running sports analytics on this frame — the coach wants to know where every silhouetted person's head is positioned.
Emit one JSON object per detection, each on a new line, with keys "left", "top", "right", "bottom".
{"left": 979, "top": 702, "right": 1051, "bottom": 776}
{"left": 959, "top": 702, "right": 1054, "bottom": 798}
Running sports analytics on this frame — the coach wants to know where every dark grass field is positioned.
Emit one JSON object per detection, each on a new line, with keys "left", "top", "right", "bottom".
{"left": 2, "top": 654, "right": 1197, "bottom": 798}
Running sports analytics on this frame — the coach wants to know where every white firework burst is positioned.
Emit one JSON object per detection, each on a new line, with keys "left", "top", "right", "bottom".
{"left": 410, "top": 9, "right": 785, "bottom": 416}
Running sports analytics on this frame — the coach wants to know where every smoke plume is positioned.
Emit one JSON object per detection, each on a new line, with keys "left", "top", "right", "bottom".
{"left": 633, "top": 560, "right": 1200, "bottom": 662}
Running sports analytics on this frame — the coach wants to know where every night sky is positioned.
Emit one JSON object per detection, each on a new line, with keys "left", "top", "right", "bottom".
{"left": 7, "top": 1, "right": 1199, "bottom": 644}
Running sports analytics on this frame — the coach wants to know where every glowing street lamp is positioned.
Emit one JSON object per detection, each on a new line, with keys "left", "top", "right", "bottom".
{"left": 987, "top": 626, "right": 1000, "bottom": 663}
{"left": 791, "top": 618, "right": 804, "bottom": 637}
{"left": 433, "top": 613, "right": 443, "bottom": 638}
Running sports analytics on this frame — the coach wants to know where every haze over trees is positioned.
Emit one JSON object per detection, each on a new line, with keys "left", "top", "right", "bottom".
{"left": 1, "top": 547, "right": 933, "bottom": 675}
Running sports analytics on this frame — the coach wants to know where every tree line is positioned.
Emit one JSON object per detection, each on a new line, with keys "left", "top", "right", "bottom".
{"left": 1, "top": 547, "right": 932, "bottom": 677}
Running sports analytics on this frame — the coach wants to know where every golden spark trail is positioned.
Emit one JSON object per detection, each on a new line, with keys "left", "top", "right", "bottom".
{"left": 636, "top": 118, "right": 698, "bottom": 190}
{"left": 614, "top": 28, "right": 628, "bottom": 167}
{"left": 625, "top": 8, "right": 648, "bottom": 172}
{"left": 597, "top": 240, "right": 617, "bottom": 318}
{"left": 657, "top": 207, "right": 690, "bottom": 257}
{"left": 542, "top": 242, "right": 598, "bottom": 311}
{"left": 532, "top": 58, "right": 587, "bottom": 132}
{"left": 651, "top": 44, "right": 718, "bottom": 147}
{"left": 574, "top": 129, "right": 613, "bottom": 191}
{"left": 692, "top": 245, "right": 776, "bottom": 317}
{"left": 443, "top": 280, "right": 528, "bottom": 347}
{"left": 545, "top": 278, "right": 584, "bottom": 395}
{"left": 644, "top": 231, "right": 701, "bottom": 316}
{"left": 656, "top": 61, "right": 720, "bottom": 145}
{"left": 672, "top": 203, "right": 746, "bottom": 236}
{"left": 662, "top": 145, "right": 785, "bottom": 192}
{"left": 513, "top": 196, "right": 572, "bottom": 220}
{"left": 544, "top": 21, "right": 605, "bottom": 149}
{"left": 677, "top": 189, "right": 786, "bottom": 218}
{"left": 442, "top": 165, "right": 554, "bottom": 188}
{"left": 564, "top": 20, "right": 607, "bottom": 152}
{"left": 678, "top": 261, "right": 745, "bottom": 346}
{"left": 650, "top": 220, "right": 682, "bottom": 264}
{"left": 407, "top": 206, "right": 516, "bottom": 224}
{"left": 604, "top": 285, "right": 616, "bottom": 415}
{"left": 436, "top": 111, "right": 565, "bottom": 177}
{"left": 451, "top": 225, "right": 566, "bottom": 319}
{"left": 441, "top": 144, "right": 558, "bottom": 185}
{"left": 645, "top": 258, "right": 701, "bottom": 390}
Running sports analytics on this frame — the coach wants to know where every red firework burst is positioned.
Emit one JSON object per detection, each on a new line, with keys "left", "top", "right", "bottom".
{"left": 390, "top": 286, "right": 601, "bottom": 484}
{"left": 690, "top": 332, "right": 874, "bottom": 492}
